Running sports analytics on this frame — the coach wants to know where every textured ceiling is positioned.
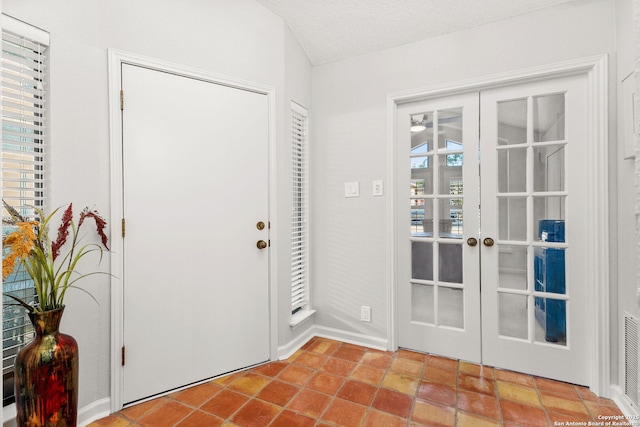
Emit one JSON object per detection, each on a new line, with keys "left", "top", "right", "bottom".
{"left": 256, "top": 0, "right": 578, "bottom": 65}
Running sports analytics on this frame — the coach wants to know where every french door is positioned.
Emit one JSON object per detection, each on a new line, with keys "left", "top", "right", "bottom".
{"left": 396, "top": 73, "right": 590, "bottom": 385}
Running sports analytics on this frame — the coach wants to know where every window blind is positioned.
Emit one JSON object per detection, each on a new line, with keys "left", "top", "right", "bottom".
{"left": 291, "top": 102, "right": 308, "bottom": 315}
{"left": 1, "top": 15, "right": 49, "bottom": 406}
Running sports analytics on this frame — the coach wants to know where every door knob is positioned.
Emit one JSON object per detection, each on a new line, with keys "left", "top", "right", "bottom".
{"left": 467, "top": 237, "right": 478, "bottom": 247}
{"left": 256, "top": 240, "right": 268, "bottom": 249}
{"left": 483, "top": 237, "right": 495, "bottom": 247}
{"left": 256, "top": 221, "right": 266, "bottom": 230}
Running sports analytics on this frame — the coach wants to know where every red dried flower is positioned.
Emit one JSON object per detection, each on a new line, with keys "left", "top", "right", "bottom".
{"left": 79, "top": 208, "right": 110, "bottom": 250}
{"left": 51, "top": 203, "right": 73, "bottom": 261}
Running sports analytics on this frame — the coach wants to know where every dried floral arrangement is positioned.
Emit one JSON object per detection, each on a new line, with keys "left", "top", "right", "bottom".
{"left": 2, "top": 200, "right": 110, "bottom": 313}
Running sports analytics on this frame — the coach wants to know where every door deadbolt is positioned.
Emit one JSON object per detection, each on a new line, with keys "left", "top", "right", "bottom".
{"left": 467, "top": 237, "right": 478, "bottom": 247}
{"left": 483, "top": 237, "right": 495, "bottom": 247}
{"left": 256, "top": 240, "right": 268, "bottom": 249}
{"left": 256, "top": 221, "right": 266, "bottom": 230}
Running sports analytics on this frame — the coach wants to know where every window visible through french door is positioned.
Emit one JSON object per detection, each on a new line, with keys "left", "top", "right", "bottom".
{"left": 1, "top": 15, "right": 49, "bottom": 406}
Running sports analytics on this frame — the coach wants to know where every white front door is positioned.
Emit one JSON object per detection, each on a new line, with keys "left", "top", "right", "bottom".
{"left": 397, "top": 72, "right": 590, "bottom": 385}
{"left": 120, "top": 64, "right": 270, "bottom": 404}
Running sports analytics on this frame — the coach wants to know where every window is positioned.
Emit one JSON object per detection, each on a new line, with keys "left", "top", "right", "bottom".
{"left": 291, "top": 102, "right": 309, "bottom": 318}
{"left": 1, "top": 15, "right": 49, "bottom": 406}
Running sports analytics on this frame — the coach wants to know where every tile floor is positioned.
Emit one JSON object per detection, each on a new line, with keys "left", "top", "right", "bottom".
{"left": 89, "top": 337, "right": 624, "bottom": 427}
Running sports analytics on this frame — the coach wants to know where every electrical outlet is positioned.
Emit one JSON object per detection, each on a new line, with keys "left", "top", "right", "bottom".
{"left": 360, "top": 306, "right": 371, "bottom": 322}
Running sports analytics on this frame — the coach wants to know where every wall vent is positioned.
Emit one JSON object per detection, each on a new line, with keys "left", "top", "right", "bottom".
{"left": 624, "top": 312, "right": 640, "bottom": 406}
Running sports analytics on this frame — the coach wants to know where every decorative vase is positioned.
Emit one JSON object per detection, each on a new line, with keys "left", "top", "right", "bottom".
{"left": 14, "top": 306, "right": 78, "bottom": 427}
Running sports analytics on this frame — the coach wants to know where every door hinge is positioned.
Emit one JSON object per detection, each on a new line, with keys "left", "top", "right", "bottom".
{"left": 121, "top": 346, "right": 125, "bottom": 366}
{"left": 120, "top": 90, "right": 124, "bottom": 111}
{"left": 122, "top": 218, "right": 126, "bottom": 238}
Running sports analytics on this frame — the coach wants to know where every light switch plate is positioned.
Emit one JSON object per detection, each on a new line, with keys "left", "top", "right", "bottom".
{"left": 372, "top": 180, "right": 383, "bottom": 196}
{"left": 345, "top": 182, "right": 359, "bottom": 198}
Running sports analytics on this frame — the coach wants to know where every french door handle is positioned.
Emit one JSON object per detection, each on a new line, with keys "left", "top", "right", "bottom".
{"left": 483, "top": 237, "right": 495, "bottom": 247}
{"left": 256, "top": 240, "right": 268, "bottom": 249}
{"left": 466, "top": 237, "right": 478, "bottom": 247}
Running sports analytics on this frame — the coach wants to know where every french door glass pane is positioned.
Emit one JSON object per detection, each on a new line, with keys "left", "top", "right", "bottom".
{"left": 533, "top": 197, "right": 565, "bottom": 239}
{"left": 412, "top": 241, "right": 433, "bottom": 281}
{"left": 437, "top": 108, "right": 463, "bottom": 150}
{"left": 497, "top": 98, "right": 527, "bottom": 145}
{"left": 439, "top": 243, "right": 462, "bottom": 284}
{"left": 412, "top": 283, "right": 434, "bottom": 324}
{"left": 534, "top": 297, "right": 567, "bottom": 346}
{"left": 498, "top": 148, "right": 527, "bottom": 193}
{"left": 533, "top": 145, "right": 565, "bottom": 192}
{"left": 439, "top": 287, "right": 464, "bottom": 329}
{"left": 499, "top": 293, "right": 528, "bottom": 339}
{"left": 498, "top": 197, "right": 527, "bottom": 241}
{"left": 533, "top": 94, "right": 565, "bottom": 142}
{"left": 499, "top": 245, "right": 528, "bottom": 290}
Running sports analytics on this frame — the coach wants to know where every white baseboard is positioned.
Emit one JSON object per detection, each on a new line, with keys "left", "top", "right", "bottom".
{"left": 610, "top": 385, "right": 640, "bottom": 417}
{"left": 277, "top": 325, "right": 389, "bottom": 360}
{"left": 3, "top": 397, "right": 111, "bottom": 427}
{"left": 78, "top": 397, "right": 111, "bottom": 426}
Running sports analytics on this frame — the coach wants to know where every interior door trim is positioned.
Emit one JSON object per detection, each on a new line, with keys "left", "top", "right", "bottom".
{"left": 107, "top": 49, "right": 278, "bottom": 412}
{"left": 386, "top": 55, "right": 609, "bottom": 396}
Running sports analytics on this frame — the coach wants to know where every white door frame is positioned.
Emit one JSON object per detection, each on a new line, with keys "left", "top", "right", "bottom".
{"left": 107, "top": 49, "right": 278, "bottom": 411}
{"left": 386, "top": 55, "right": 610, "bottom": 396}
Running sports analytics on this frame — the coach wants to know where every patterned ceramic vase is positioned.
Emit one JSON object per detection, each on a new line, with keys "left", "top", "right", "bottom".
{"left": 14, "top": 306, "right": 78, "bottom": 427}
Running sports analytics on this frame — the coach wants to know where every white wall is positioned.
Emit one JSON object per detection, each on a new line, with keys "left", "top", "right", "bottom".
{"left": 310, "top": 0, "right": 618, "bottom": 369}
{"left": 615, "top": 0, "right": 637, "bottom": 394}
{"left": 1, "top": 0, "right": 312, "bottom": 418}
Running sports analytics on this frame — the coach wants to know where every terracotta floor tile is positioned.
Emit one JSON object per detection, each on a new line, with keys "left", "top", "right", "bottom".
{"left": 321, "top": 398, "right": 368, "bottom": 427}
{"left": 270, "top": 410, "right": 316, "bottom": 427}
{"left": 534, "top": 376, "right": 578, "bottom": 396}
{"left": 172, "top": 382, "right": 222, "bottom": 407}
{"left": 277, "top": 364, "right": 315, "bottom": 385}
{"left": 361, "top": 351, "right": 393, "bottom": 369}
{"left": 411, "top": 399, "right": 455, "bottom": 427}
{"left": 540, "top": 392, "right": 591, "bottom": 418}
{"left": 382, "top": 371, "right": 420, "bottom": 395}
{"left": 231, "top": 399, "right": 281, "bottom": 427}
{"left": 255, "top": 380, "right": 299, "bottom": 406}
{"left": 87, "top": 414, "right": 132, "bottom": 427}
{"left": 120, "top": 397, "right": 166, "bottom": 421}
{"left": 307, "top": 338, "right": 340, "bottom": 355}
{"left": 548, "top": 410, "right": 594, "bottom": 424}
{"left": 294, "top": 351, "right": 328, "bottom": 369}
{"left": 397, "top": 349, "right": 428, "bottom": 363}
{"left": 337, "top": 379, "right": 378, "bottom": 406}
{"left": 175, "top": 410, "right": 223, "bottom": 427}
{"left": 228, "top": 373, "right": 271, "bottom": 396}
{"left": 306, "top": 371, "right": 344, "bottom": 394}
{"left": 457, "top": 389, "right": 501, "bottom": 421}
{"left": 286, "top": 388, "right": 332, "bottom": 418}
{"left": 92, "top": 339, "right": 625, "bottom": 427}
{"left": 456, "top": 411, "right": 501, "bottom": 427}
{"left": 372, "top": 388, "right": 414, "bottom": 418}
{"left": 497, "top": 381, "right": 542, "bottom": 407}
{"left": 584, "top": 401, "right": 626, "bottom": 419}
{"left": 333, "top": 345, "right": 366, "bottom": 362}
{"left": 362, "top": 409, "right": 407, "bottom": 427}
{"left": 321, "top": 357, "right": 356, "bottom": 376}
{"left": 459, "top": 372, "right": 496, "bottom": 396}
{"left": 200, "top": 389, "right": 249, "bottom": 419}
{"left": 501, "top": 400, "right": 549, "bottom": 427}
{"left": 137, "top": 401, "right": 192, "bottom": 427}
{"left": 423, "top": 366, "right": 458, "bottom": 387}
{"left": 251, "top": 361, "right": 288, "bottom": 378}
{"left": 416, "top": 380, "right": 456, "bottom": 407}
{"left": 459, "top": 362, "right": 495, "bottom": 379}
{"left": 495, "top": 368, "right": 535, "bottom": 387}
{"left": 350, "top": 364, "right": 385, "bottom": 385}
{"left": 390, "top": 357, "right": 424, "bottom": 377}
{"left": 428, "top": 355, "right": 459, "bottom": 371}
